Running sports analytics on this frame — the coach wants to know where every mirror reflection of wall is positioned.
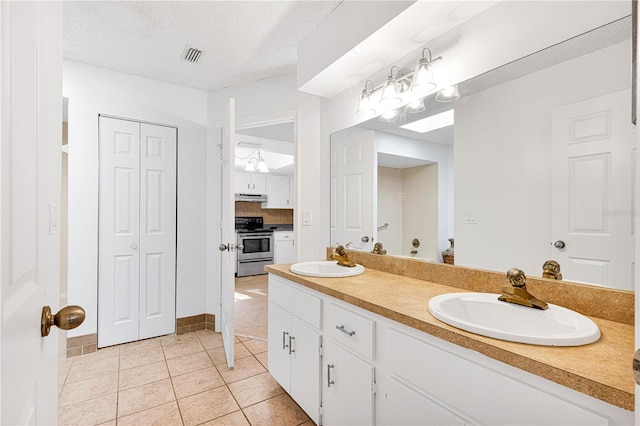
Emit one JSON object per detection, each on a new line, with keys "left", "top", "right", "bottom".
{"left": 330, "top": 17, "right": 633, "bottom": 291}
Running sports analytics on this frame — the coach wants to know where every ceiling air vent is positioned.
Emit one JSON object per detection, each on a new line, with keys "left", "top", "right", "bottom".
{"left": 181, "top": 46, "right": 203, "bottom": 63}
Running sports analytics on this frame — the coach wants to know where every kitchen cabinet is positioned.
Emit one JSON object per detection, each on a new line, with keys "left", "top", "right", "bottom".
{"left": 274, "top": 231, "right": 295, "bottom": 264}
{"left": 267, "top": 274, "right": 632, "bottom": 426}
{"left": 268, "top": 276, "right": 321, "bottom": 424}
{"left": 235, "top": 171, "right": 266, "bottom": 194}
{"left": 263, "top": 174, "right": 291, "bottom": 209}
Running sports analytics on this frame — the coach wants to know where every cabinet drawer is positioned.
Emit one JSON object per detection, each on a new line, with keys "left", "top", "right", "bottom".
{"left": 275, "top": 231, "right": 294, "bottom": 241}
{"left": 326, "top": 302, "right": 375, "bottom": 360}
{"left": 269, "top": 275, "right": 321, "bottom": 329}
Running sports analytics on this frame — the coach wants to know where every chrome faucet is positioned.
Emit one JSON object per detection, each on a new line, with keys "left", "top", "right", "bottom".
{"left": 330, "top": 245, "right": 357, "bottom": 267}
{"left": 498, "top": 268, "right": 548, "bottom": 310}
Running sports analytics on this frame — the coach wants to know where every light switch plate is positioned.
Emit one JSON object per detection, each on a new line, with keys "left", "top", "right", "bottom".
{"left": 303, "top": 210, "right": 312, "bottom": 226}
{"left": 464, "top": 211, "right": 477, "bottom": 225}
{"left": 49, "top": 203, "right": 58, "bottom": 235}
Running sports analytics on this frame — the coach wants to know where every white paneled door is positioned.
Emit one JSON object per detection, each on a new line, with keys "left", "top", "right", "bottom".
{"left": 98, "top": 116, "right": 177, "bottom": 348}
{"left": 1, "top": 1, "right": 62, "bottom": 424}
{"left": 330, "top": 130, "right": 376, "bottom": 251}
{"left": 552, "top": 89, "right": 636, "bottom": 289}
{"left": 219, "top": 98, "right": 236, "bottom": 368}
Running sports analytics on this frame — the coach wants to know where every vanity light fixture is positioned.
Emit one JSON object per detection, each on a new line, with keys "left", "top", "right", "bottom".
{"left": 410, "top": 48, "right": 441, "bottom": 94}
{"left": 404, "top": 98, "right": 426, "bottom": 114}
{"left": 436, "top": 84, "right": 461, "bottom": 102}
{"left": 356, "top": 80, "right": 376, "bottom": 116}
{"left": 379, "top": 66, "right": 403, "bottom": 107}
{"left": 354, "top": 46, "right": 445, "bottom": 117}
{"left": 379, "top": 108, "right": 400, "bottom": 123}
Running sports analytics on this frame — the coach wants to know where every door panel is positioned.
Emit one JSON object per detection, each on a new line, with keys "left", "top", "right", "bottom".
{"left": 290, "top": 318, "right": 321, "bottom": 424}
{"left": 139, "top": 123, "right": 176, "bottom": 339}
{"left": 1, "top": 1, "right": 62, "bottom": 423}
{"left": 552, "top": 90, "right": 636, "bottom": 289}
{"left": 99, "top": 117, "right": 141, "bottom": 347}
{"left": 267, "top": 303, "right": 291, "bottom": 393}
{"left": 220, "top": 98, "right": 236, "bottom": 368}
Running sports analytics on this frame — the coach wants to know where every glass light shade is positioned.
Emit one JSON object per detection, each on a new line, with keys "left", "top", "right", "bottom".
{"left": 405, "top": 98, "right": 426, "bottom": 113}
{"left": 356, "top": 89, "right": 376, "bottom": 116}
{"left": 411, "top": 59, "right": 436, "bottom": 94}
{"left": 379, "top": 109, "right": 399, "bottom": 123}
{"left": 435, "top": 85, "right": 461, "bottom": 102}
{"left": 245, "top": 160, "right": 256, "bottom": 172}
{"left": 380, "top": 77, "right": 402, "bottom": 107}
{"left": 257, "top": 159, "right": 269, "bottom": 173}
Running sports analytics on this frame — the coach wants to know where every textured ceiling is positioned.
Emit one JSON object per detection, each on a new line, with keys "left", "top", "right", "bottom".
{"left": 63, "top": 1, "right": 342, "bottom": 91}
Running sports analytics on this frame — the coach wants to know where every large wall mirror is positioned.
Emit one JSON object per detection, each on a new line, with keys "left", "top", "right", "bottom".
{"left": 330, "top": 14, "right": 634, "bottom": 291}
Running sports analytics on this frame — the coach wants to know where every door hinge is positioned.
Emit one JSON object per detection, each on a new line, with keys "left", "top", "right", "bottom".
{"left": 372, "top": 379, "right": 377, "bottom": 396}
{"left": 318, "top": 405, "right": 324, "bottom": 425}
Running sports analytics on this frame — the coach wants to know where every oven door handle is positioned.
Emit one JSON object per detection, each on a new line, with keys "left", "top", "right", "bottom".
{"left": 241, "top": 234, "right": 273, "bottom": 238}
{"left": 237, "top": 244, "right": 244, "bottom": 250}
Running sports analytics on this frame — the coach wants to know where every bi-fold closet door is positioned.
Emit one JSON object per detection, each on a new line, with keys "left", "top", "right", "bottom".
{"left": 98, "top": 116, "right": 177, "bottom": 348}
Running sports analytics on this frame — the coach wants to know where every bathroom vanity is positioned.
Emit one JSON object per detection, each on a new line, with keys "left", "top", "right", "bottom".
{"left": 266, "top": 261, "right": 634, "bottom": 425}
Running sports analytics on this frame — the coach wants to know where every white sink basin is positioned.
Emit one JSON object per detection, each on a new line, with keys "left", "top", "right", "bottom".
{"left": 428, "top": 292, "right": 600, "bottom": 346}
{"left": 289, "top": 261, "right": 365, "bottom": 278}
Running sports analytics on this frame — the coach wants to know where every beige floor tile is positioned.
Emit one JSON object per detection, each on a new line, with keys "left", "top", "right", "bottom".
{"left": 236, "top": 335, "right": 251, "bottom": 342}
{"left": 58, "top": 373, "right": 118, "bottom": 407}
{"left": 163, "top": 336, "right": 205, "bottom": 360}
{"left": 72, "top": 346, "right": 120, "bottom": 365}
{"left": 228, "top": 372, "right": 284, "bottom": 408}
{"left": 208, "top": 342, "right": 251, "bottom": 365}
{"left": 242, "top": 393, "right": 310, "bottom": 426}
{"left": 299, "top": 421, "right": 317, "bottom": 426}
{"left": 242, "top": 339, "right": 268, "bottom": 355}
{"left": 117, "top": 401, "right": 183, "bottom": 426}
{"left": 66, "top": 356, "right": 119, "bottom": 383}
{"left": 167, "top": 351, "right": 213, "bottom": 377}
{"left": 216, "top": 355, "right": 266, "bottom": 384}
{"left": 255, "top": 351, "right": 268, "bottom": 370}
{"left": 119, "top": 360, "right": 169, "bottom": 390}
{"left": 59, "top": 357, "right": 73, "bottom": 396}
{"left": 200, "top": 410, "right": 249, "bottom": 425}
{"left": 178, "top": 386, "right": 239, "bottom": 426}
{"left": 198, "top": 332, "right": 224, "bottom": 350}
{"left": 161, "top": 332, "right": 198, "bottom": 345}
{"left": 58, "top": 393, "right": 117, "bottom": 426}
{"left": 171, "top": 366, "right": 225, "bottom": 399}
{"left": 117, "top": 378, "right": 175, "bottom": 418}
{"left": 97, "top": 421, "right": 117, "bottom": 426}
{"left": 119, "top": 337, "right": 161, "bottom": 355}
{"left": 119, "top": 345, "right": 165, "bottom": 370}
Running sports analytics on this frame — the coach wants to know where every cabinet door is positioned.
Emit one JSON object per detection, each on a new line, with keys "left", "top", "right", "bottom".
{"left": 267, "top": 175, "right": 290, "bottom": 208}
{"left": 324, "top": 341, "right": 375, "bottom": 426}
{"left": 384, "top": 377, "right": 465, "bottom": 426}
{"left": 290, "top": 318, "right": 321, "bottom": 425}
{"left": 235, "top": 172, "right": 252, "bottom": 193}
{"left": 267, "top": 304, "right": 291, "bottom": 393}
{"left": 275, "top": 240, "right": 295, "bottom": 264}
{"left": 251, "top": 173, "right": 267, "bottom": 194}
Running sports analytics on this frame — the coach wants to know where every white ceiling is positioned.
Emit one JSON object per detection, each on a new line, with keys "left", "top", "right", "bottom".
{"left": 63, "top": 1, "right": 342, "bottom": 91}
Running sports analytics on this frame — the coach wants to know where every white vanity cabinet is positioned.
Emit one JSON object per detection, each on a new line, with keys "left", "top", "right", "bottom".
{"left": 268, "top": 276, "right": 322, "bottom": 424}
{"left": 274, "top": 231, "right": 295, "bottom": 264}
{"left": 323, "top": 302, "right": 376, "bottom": 425}
{"left": 235, "top": 171, "right": 266, "bottom": 194}
{"left": 263, "top": 174, "right": 292, "bottom": 208}
{"left": 267, "top": 274, "right": 633, "bottom": 426}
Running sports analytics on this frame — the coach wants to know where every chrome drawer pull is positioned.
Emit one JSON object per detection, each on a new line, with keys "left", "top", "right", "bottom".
{"left": 336, "top": 325, "right": 356, "bottom": 336}
{"left": 289, "top": 335, "right": 295, "bottom": 354}
{"left": 282, "top": 331, "right": 289, "bottom": 350}
{"left": 327, "top": 364, "right": 335, "bottom": 387}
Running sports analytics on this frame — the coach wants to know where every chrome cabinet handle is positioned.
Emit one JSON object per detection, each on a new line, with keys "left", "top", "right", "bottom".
{"left": 327, "top": 364, "right": 335, "bottom": 387}
{"left": 282, "top": 331, "right": 289, "bottom": 350}
{"left": 336, "top": 325, "right": 356, "bottom": 336}
{"left": 289, "top": 335, "right": 295, "bottom": 354}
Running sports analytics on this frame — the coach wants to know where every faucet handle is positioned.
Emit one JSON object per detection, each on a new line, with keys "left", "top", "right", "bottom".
{"left": 506, "top": 268, "right": 527, "bottom": 287}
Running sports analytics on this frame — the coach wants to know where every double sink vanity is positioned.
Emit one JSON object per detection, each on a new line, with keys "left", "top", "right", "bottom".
{"left": 265, "top": 251, "right": 634, "bottom": 425}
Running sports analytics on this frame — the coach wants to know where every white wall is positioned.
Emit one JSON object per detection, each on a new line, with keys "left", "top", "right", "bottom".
{"left": 206, "top": 73, "right": 322, "bottom": 320}
{"left": 454, "top": 41, "right": 631, "bottom": 274}
{"left": 63, "top": 61, "right": 208, "bottom": 337}
{"left": 377, "top": 166, "right": 403, "bottom": 253}
{"left": 403, "top": 164, "right": 438, "bottom": 260}
{"left": 375, "top": 132, "right": 452, "bottom": 258}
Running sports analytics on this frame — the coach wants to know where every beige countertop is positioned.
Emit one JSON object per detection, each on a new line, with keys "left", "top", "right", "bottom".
{"left": 266, "top": 263, "right": 635, "bottom": 411}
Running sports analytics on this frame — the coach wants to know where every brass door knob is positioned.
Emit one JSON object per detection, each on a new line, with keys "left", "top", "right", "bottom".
{"left": 41, "top": 305, "right": 86, "bottom": 337}
{"left": 634, "top": 348, "right": 640, "bottom": 385}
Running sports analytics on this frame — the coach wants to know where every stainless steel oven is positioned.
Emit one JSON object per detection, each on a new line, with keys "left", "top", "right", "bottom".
{"left": 236, "top": 217, "right": 274, "bottom": 277}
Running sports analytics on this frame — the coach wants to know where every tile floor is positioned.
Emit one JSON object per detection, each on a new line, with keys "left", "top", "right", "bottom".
{"left": 58, "top": 330, "right": 313, "bottom": 426}
{"left": 234, "top": 275, "right": 268, "bottom": 340}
